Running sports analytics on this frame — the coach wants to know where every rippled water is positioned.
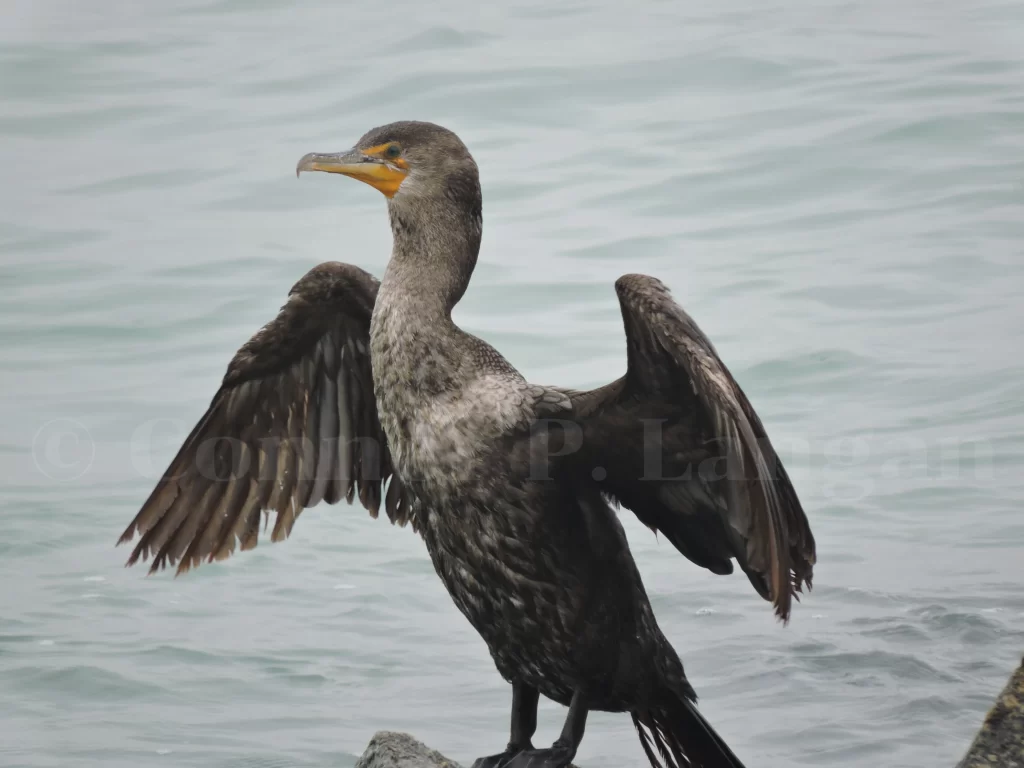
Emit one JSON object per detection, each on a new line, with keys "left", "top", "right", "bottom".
{"left": 3, "top": 2, "right": 1024, "bottom": 767}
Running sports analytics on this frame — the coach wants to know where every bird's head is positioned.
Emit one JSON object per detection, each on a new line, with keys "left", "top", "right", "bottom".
{"left": 297, "top": 121, "right": 478, "bottom": 204}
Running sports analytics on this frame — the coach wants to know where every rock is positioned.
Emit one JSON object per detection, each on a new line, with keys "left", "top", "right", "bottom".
{"left": 355, "top": 732, "right": 463, "bottom": 768}
{"left": 357, "top": 671, "right": 1024, "bottom": 768}
{"left": 957, "top": 656, "right": 1024, "bottom": 768}
{"left": 354, "top": 733, "right": 580, "bottom": 768}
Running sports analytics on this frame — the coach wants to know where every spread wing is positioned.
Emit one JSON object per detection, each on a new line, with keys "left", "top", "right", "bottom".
{"left": 570, "top": 274, "right": 815, "bottom": 621}
{"left": 117, "top": 262, "right": 411, "bottom": 575}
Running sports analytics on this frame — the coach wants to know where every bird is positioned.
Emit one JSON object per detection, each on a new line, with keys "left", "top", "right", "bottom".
{"left": 117, "top": 121, "right": 815, "bottom": 768}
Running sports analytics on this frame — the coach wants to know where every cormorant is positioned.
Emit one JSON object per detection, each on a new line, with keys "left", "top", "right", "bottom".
{"left": 118, "top": 121, "right": 815, "bottom": 768}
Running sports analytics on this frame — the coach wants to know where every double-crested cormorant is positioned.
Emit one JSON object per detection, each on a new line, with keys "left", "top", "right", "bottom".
{"left": 118, "top": 121, "right": 815, "bottom": 768}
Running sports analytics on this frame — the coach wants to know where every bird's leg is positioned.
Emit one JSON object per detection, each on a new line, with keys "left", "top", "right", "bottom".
{"left": 471, "top": 682, "right": 540, "bottom": 768}
{"left": 509, "top": 681, "right": 540, "bottom": 752}
{"left": 504, "top": 690, "right": 588, "bottom": 768}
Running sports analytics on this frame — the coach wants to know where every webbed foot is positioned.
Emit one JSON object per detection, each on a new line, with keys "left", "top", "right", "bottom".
{"left": 470, "top": 745, "right": 530, "bottom": 768}
{"left": 502, "top": 741, "right": 575, "bottom": 768}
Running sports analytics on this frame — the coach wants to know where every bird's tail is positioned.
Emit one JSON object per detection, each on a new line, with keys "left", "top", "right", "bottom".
{"left": 632, "top": 692, "right": 746, "bottom": 768}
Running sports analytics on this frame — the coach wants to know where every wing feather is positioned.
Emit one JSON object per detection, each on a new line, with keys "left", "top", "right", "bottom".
{"left": 571, "top": 274, "right": 815, "bottom": 621}
{"left": 117, "top": 262, "right": 411, "bottom": 574}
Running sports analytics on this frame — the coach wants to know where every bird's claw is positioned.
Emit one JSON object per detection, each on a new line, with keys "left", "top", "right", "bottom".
{"left": 470, "top": 748, "right": 524, "bottom": 768}
{"left": 501, "top": 745, "right": 575, "bottom": 768}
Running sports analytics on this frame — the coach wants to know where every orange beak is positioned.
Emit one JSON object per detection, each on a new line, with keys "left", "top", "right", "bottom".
{"left": 296, "top": 148, "right": 408, "bottom": 198}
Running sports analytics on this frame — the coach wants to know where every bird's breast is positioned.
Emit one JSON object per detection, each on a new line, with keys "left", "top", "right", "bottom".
{"left": 396, "top": 375, "right": 529, "bottom": 502}
{"left": 370, "top": 308, "right": 528, "bottom": 502}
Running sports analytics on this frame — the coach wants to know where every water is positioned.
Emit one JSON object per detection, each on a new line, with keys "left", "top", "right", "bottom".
{"left": 2, "top": 1, "right": 1024, "bottom": 766}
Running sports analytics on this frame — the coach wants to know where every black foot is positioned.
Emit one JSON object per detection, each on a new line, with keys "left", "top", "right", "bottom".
{"left": 503, "top": 743, "right": 575, "bottom": 768}
{"left": 470, "top": 747, "right": 530, "bottom": 768}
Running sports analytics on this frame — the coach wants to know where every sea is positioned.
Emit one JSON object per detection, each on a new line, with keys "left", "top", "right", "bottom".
{"left": 2, "top": 1, "right": 1023, "bottom": 766}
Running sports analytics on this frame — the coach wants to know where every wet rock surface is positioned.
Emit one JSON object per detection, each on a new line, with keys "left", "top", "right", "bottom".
{"left": 957, "top": 657, "right": 1024, "bottom": 768}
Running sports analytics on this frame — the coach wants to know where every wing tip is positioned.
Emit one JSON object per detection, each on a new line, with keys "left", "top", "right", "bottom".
{"left": 768, "top": 561, "right": 816, "bottom": 624}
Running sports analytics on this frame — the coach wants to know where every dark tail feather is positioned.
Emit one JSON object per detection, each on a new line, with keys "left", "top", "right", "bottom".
{"left": 632, "top": 694, "right": 746, "bottom": 768}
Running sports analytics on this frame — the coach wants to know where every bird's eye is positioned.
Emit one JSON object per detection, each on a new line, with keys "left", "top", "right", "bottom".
{"left": 385, "top": 144, "right": 401, "bottom": 159}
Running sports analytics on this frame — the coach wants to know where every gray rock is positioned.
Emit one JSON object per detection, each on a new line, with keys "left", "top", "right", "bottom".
{"left": 355, "top": 732, "right": 463, "bottom": 768}
{"left": 356, "top": 663, "right": 1024, "bottom": 768}
{"left": 957, "top": 656, "right": 1024, "bottom": 768}
{"left": 354, "top": 733, "right": 580, "bottom": 768}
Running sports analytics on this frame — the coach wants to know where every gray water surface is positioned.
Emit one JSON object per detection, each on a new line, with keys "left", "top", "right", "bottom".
{"left": 3, "top": 2, "right": 1024, "bottom": 767}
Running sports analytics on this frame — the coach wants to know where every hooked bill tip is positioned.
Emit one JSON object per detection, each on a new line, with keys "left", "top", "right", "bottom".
{"left": 295, "top": 152, "right": 319, "bottom": 178}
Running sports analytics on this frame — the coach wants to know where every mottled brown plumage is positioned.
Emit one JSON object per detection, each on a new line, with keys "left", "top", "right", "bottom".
{"left": 117, "top": 263, "right": 411, "bottom": 575}
{"left": 118, "top": 121, "right": 815, "bottom": 768}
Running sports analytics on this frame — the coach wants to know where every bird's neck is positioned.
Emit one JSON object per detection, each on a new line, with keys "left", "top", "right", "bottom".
{"left": 371, "top": 195, "right": 483, "bottom": 417}
{"left": 379, "top": 196, "right": 482, "bottom": 322}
